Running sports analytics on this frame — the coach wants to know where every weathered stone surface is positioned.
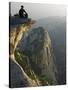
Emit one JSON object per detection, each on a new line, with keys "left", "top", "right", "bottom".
{"left": 18, "top": 27, "right": 58, "bottom": 85}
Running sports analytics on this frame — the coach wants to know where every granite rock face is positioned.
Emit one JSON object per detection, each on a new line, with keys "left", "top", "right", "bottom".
{"left": 18, "top": 27, "right": 58, "bottom": 85}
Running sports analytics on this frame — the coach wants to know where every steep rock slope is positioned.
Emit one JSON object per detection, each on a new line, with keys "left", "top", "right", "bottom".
{"left": 17, "top": 27, "right": 58, "bottom": 85}
{"left": 10, "top": 19, "right": 58, "bottom": 87}
{"left": 31, "top": 17, "right": 66, "bottom": 84}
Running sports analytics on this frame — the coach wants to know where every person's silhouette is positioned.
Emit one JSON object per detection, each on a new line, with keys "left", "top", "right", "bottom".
{"left": 19, "top": 5, "right": 28, "bottom": 18}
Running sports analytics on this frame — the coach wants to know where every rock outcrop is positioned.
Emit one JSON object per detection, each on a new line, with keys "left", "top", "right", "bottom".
{"left": 17, "top": 27, "right": 58, "bottom": 85}
{"left": 9, "top": 19, "right": 58, "bottom": 87}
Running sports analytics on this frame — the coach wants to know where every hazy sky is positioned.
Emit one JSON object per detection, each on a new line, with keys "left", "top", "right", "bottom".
{"left": 10, "top": 2, "right": 66, "bottom": 20}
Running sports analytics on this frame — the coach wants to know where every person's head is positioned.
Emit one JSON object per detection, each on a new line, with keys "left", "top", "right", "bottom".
{"left": 21, "top": 5, "right": 24, "bottom": 9}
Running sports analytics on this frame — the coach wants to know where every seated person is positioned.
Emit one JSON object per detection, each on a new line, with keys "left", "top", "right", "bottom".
{"left": 19, "top": 5, "right": 28, "bottom": 18}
